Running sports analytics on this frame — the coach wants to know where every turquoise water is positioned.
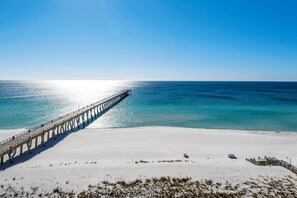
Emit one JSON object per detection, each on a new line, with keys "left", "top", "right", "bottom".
{"left": 1, "top": 81, "right": 297, "bottom": 131}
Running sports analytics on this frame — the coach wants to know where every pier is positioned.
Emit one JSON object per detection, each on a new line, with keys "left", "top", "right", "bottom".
{"left": 0, "top": 90, "right": 131, "bottom": 165}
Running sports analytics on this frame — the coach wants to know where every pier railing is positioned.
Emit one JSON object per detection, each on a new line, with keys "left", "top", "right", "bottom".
{"left": 0, "top": 90, "right": 131, "bottom": 164}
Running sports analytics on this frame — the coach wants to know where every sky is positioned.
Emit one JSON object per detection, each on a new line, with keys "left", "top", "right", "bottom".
{"left": 0, "top": 0, "right": 296, "bottom": 81}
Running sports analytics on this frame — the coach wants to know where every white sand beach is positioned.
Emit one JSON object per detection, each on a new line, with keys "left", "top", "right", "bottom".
{"left": 1, "top": 127, "right": 297, "bottom": 196}
{"left": 0, "top": 129, "right": 26, "bottom": 142}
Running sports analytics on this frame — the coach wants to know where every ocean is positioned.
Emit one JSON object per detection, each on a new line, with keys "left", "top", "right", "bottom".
{"left": 1, "top": 81, "right": 297, "bottom": 132}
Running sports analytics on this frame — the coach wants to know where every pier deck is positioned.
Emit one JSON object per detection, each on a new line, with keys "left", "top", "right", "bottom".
{"left": 0, "top": 90, "right": 131, "bottom": 164}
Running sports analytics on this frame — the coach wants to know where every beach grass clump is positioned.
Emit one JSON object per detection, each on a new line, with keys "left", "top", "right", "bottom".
{"left": 135, "top": 159, "right": 185, "bottom": 164}
{"left": 52, "top": 187, "right": 61, "bottom": 194}
{"left": 135, "top": 160, "right": 149, "bottom": 164}
{"left": 157, "top": 160, "right": 183, "bottom": 163}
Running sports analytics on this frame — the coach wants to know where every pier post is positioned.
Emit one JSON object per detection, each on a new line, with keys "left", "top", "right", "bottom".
{"left": 77, "top": 117, "right": 80, "bottom": 129}
{"left": 20, "top": 144, "right": 23, "bottom": 155}
{"left": 9, "top": 146, "right": 13, "bottom": 163}
{"left": 82, "top": 114, "right": 85, "bottom": 127}
{"left": 76, "top": 117, "right": 79, "bottom": 128}
{"left": 69, "top": 120, "right": 72, "bottom": 131}
{"left": 34, "top": 137, "right": 37, "bottom": 148}
{"left": 69, "top": 120, "right": 71, "bottom": 130}
{"left": 42, "top": 132, "right": 46, "bottom": 147}
{"left": 63, "top": 122, "right": 66, "bottom": 133}
{"left": 11, "top": 148, "right": 16, "bottom": 159}
{"left": 53, "top": 128, "right": 57, "bottom": 140}
{"left": 60, "top": 124, "right": 64, "bottom": 133}
{"left": 27, "top": 137, "right": 32, "bottom": 154}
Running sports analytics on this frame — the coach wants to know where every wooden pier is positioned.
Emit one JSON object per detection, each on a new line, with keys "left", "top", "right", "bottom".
{"left": 0, "top": 90, "right": 131, "bottom": 165}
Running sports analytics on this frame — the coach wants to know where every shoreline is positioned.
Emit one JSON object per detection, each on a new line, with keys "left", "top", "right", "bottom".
{"left": 1, "top": 125, "right": 297, "bottom": 136}
{"left": 1, "top": 126, "right": 297, "bottom": 196}
{"left": 1, "top": 126, "right": 297, "bottom": 144}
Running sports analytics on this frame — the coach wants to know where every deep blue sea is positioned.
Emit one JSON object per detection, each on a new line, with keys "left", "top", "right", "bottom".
{"left": 1, "top": 81, "right": 297, "bottom": 132}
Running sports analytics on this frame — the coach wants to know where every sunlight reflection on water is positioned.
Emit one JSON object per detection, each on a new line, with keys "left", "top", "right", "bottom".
{"left": 0, "top": 80, "right": 137, "bottom": 129}
{"left": 44, "top": 80, "right": 137, "bottom": 128}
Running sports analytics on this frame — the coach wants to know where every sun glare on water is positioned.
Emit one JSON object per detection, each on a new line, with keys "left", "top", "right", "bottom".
{"left": 46, "top": 80, "right": 129, "bottom": 100}
{"left": 40, "top": 80, "right": 134, "bottom": 128}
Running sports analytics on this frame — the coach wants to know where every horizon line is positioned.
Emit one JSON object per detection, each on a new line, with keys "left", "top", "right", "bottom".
{"left": 1, "top": 79, "right": 297, "bottom": 83}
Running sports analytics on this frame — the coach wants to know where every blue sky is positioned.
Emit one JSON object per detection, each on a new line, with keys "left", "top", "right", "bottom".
{"left": 0, "top": 0, "right": 296, "bottom": 80}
